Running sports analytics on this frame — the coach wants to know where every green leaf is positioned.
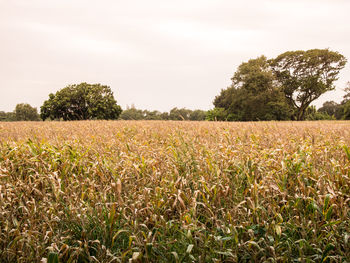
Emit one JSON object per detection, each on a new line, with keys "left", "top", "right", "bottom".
{"left": 343, "top": 145, "right": 350, "bottom": 161}
{"left": 325, "top": 205, "right": 334, "bottom": 221}
{"left": 321, "top": 243, "right": 335, "bottom": 262}
{"left": 47, "top": 252, "right": 59, "bottom": 263}
{"left": 323, "top": 194, "right": 330, "bottom": 213}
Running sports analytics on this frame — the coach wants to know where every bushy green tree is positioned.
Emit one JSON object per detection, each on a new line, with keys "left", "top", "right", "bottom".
{"left": 144, "top": 110, "right": 163, "bottom": 120}
{"left": 40, "top": 83, "right": 122, "bottom": 120}
{"left": 305, "top": 106, "right": 335, "bottom": 120}
{"left": 159, "top": 112, "right": 169, "bottom": 120}
{"left": 213, "top": 56, "right": 292, "bottom": 121}
{"left": 189, "top": 110, "right": 207, "bottom": 121}
{"left": 212, "top": 49, "right": 346, "bottom": 121}
{"left": 318, "top": 101, "right": 343, "bottom": 119}
{"left": 206, "top": 108, "right": 227, "bottom": 121}
{"left": 270, "top": 49, "right": 346, "bottom": 120}
{"left": 119, "top": 107, "right": 145, "bottom": 120}
{"left": 168, "top": 108, "right": 192, "bottom": 120}
{"left": 14, "top": 103, "right": 40, "bottom": 121}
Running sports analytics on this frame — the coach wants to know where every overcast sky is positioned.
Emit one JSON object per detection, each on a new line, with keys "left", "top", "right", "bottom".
{"left": 1, "top": 0, "right": 349, "bottom": 112}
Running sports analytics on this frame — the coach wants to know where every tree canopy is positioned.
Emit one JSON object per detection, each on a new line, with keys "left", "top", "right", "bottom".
{"left": 214, "top": 56, "right": 292, "bottom": 121}
{"left": 318, "top": 101, "right": 343, "bottom": 119}
{"left": 40, "top": 83, "right": 122, "bottom": 120}
{"left": 270, "top": 49, "right": 346, "bottom": 120}
{"left": 212, "top": 49, "right": 346, "bottom": 121}
{"left": 15, "top": 103, "right": 40, "bottom": 121}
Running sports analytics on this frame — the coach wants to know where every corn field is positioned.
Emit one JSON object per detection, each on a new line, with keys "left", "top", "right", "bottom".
{"left": 0, "top": 120, "right": 349, "bottom": 262}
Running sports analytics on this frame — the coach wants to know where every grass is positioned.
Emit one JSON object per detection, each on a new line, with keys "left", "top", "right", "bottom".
{"left": 0, "top": 120, "right": 349, "bottom": 262}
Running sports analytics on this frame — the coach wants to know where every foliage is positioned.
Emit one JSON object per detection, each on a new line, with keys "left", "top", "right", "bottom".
{"left": 189, "top": 109, "right": 207, "bottom": 121}
{"left": 119, "top": 107, "right": 146, "bottom": 120}
{"left": 317, "top": 101, "right": 343, "bottom": 119}
{"left": 343, "top": 81, "right": 350, "bottom": 104}
{"left": 168, "top": 107, "right": 192, "bottom": 120}
{"left": 40, "top": 83, "right": 122, "bottom": 120}
{"left": 14, "top": 103, "right": 40, "bottom": 121}
{"left": 213, "top": 56, "right": 293, "bottom": 121}
{"left": 212, "top": 49, "right": 346, "bottom": 121}
{"left": 0, "top": 104, "right": 39, "bottom": 122}
{"left": 119, "top": 107, "right": 207, "bottom": 121}
{"left": 341, "top": 82, "right": 350, "bottom": 120}
{"left": 0, "top": 121, "right": 349, "bottom": 262}
{"left": 305, "top": 106, "right": 335, "bottom": 120}
{"left": 317, "top": 84, "right": 350, "bottom": 120}
{"left": 206, "top": 107, "right": 227, "bottom": 121}
{"left": 0, "top": 111, "right": 16, "bottom": 121}
{"left": 271, "top": 49, "right": 347, "bottom": 120}
{"left": 342, "top": 101, "right": 350, "bottom": 120}
{"left": 144, "top": 110, "right": 164, "bottom": 120}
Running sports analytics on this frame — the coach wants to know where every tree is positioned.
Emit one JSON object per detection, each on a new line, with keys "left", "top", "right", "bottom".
{"left": 270, "top": 49, "right": 347, "bottom": 120}
{"left": 119, "top": 107, "right": 145, "bottom": 120}
{"left": 189, "top": 110, "right": 207, "bottom": 121}
{"left": 40, "top": 83, "right": 122, "bottom": 120}
{"left": 213, "top": 56, "right": 292, "bottom": 121}
{"left": 159, "top": 112, "right": 169, "bottom": 120}
{"left": 169, "top": 108, "right": 192, "bottom": 120}
{"left": 318, "top": 101, "right": 343, "bottom": 119}
{"left": 343, "top": 102, "right": 350, "bottom": 120}
{"left": 144, "top": 110, "right": 163, "bottom": 120}
{"left": 0, "top": 111, "right": 16, "bottom": 121}
{"left": 14, "top": 103, "right": 40, "bottom": 121}
{"left": 305, "top": 105, "right": 335, "bottom": 120}
{"left": 206, "top": 108, "right": 227, "bottom": 121}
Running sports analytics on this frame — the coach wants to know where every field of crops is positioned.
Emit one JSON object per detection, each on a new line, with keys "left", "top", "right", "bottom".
{"left": 0, "top": 120, "right": 349, "bottom": 262}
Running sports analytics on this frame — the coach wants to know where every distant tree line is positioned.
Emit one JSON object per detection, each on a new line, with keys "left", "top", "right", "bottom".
{"left": 1, "top": 49, "right": 349, "bottom": 122}
{"left": 119, "top": 106, "right": 207, "bottom": 121}
{"left": 0, "top": 104, "right": 207, "bottom": 121}
{"left": 0, "top": 83, "right": 207, "bottom": 122}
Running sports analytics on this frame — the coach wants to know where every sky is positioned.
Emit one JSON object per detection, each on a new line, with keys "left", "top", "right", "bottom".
{"left": 1, "top": 0, "right": 350, "bottom": 112}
